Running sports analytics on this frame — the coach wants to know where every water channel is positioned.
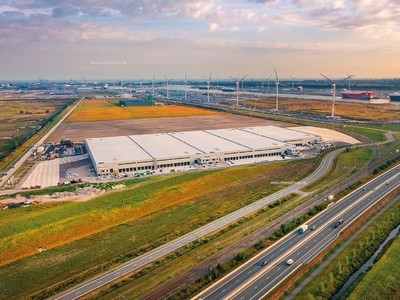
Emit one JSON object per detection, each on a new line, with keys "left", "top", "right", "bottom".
{"left": 332, "top": 223, "right": 400, "bottom": 300}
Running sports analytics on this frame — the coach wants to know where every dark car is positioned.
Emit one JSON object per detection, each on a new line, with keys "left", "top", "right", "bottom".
{"left": 334, "top": 219, "right": 344, "bottom": 228}
{"left": 261, "top": 260, "right": 268, "bottom": 266}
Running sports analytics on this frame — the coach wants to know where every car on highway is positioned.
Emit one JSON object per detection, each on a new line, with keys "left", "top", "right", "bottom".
{"left": 311, "top": 225, "right": 316, "bottom": 230}
{"left": 334, "top": 219, "right": 344, "bottom": 228}
{"left": 261, "top": 260, "right": 268, "bottom": 266}
{"left": 286, "top": 259, "right": 294, "bottom": 265}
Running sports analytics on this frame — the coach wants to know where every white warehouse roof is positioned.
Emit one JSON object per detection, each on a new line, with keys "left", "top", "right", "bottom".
{"left": 86, "top": 136, "right": 153, "bottom": 164}
{"left": 86, "top": 126, "right": 320, "bottom": 167}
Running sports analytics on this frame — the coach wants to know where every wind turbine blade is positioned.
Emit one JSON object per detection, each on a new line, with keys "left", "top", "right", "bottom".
{"left": 209, "top": 71, "right": 213, "bottom": 81}
{"left": 163, "top": 74, "right": 167, "bottom": 81}
{"left": 229, "top": 75, "right": 237, "bottom": 81}
{"left": 241, "top": 74, "right": 248, "bottom": 81}
{"left": 338, "top": 74, "right": 353, "bottom": 84}
{"left": 274, "top": 67, "right": 279, "bottom": 82}
{"left": 320, "top": 73, "right": 332, "bottom": 83}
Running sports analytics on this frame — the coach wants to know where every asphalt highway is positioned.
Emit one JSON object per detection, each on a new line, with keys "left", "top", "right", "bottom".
{"left": 52, "top": 149, "right": 344, "bottom": 300}
{"left": 196, "top": 166, "right": 400, "bottom": 300}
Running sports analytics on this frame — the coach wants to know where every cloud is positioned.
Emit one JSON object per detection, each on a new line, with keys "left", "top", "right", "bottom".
{"left": 52, "top": 5, "right": 80, "bottom": 18}
{"left": 209, "top": 22, "right": 219, "bottom": 31}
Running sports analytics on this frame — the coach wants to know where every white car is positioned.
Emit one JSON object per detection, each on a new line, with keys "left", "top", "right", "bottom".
{"left": 287, "top": 259, "right": 294, "bottom": 265}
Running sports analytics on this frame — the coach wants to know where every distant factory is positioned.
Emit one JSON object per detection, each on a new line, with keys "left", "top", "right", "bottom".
{"left": 86, "top": 126, "right": 322, "bottom": 178}
{"left": 119, "top": 95, "right": 154, "bottom": 106}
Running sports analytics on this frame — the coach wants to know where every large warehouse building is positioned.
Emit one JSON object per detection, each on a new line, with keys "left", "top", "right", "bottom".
{"left": 86, "top": 126, "right": 322, "bottom": 178}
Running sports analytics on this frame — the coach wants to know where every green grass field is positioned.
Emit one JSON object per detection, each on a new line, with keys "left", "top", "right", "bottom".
{"left": 343, "top": 126, "right": 387, "bottom": 142}
{"left": 302, "top": 148, "right": 373, "bottom": 192}
{"left": 347, "top": 233, "right": 400, "bottom": 300}
{"left": 0, "top": 159, "right": 316, "bottom": 299}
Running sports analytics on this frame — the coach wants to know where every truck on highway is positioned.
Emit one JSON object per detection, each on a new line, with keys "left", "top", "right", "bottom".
{"left": 334, "top": 219, "right": 344, "bottom": 228}
{"left": 299, "top": 224, "right": 308, "bottom": 234}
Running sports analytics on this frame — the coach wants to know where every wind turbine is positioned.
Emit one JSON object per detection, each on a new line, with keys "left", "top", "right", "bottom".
{"left": 267, "top": 73, "right": 272, "bottom": 93}
{"left": 138, "top": 76, "right": 145, "bottom": 92}
{"left": 229, "top": 75, "right": 240, "bottom": 107}
{"left": 240, "top": 74, "right": 247, "bottom": 90}
{"left": 163, "top": 74, "right": 173, "bottom": 99}
{"left": 261, "top": 76, "right": 265, "bottom": 88}
{"left": 290, "top": 75, "right": 298, "bottom": 90}
{"left": 207, "top": 71, "right": 213, "bottom": 103}
{"left": 274, "top": 67, "right": 280, "bottom": 110}
{"left": 151, "top": 74, "right": 155, "bottom": 98}
{"left": 320, "top": 73, "right": 352, "bottom": 118}
{"left": 184, "top": 71, "right": 188, "bottom": 101}
{"left": 345, "top": 72, "right": 355, "bottom": 90}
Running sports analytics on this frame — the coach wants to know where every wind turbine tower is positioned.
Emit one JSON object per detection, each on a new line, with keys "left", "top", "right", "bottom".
{"left": 163, "top": 74, "right": 172, "bottom": 99}
{"left": 290, "top": 75, "right": 298, "bottom": 90}
{"left": 138, "top": 76, "right": 145, "bottom": 92}
{"left": 184, "top": 71, "right": 188, "bottom": 101}
{"left": 229, "top": 75, "right": 240, "bottom": 107}
{"left": 274, "top": 67, "right": 280, "bottom": 110}
{"left": 240, "top": 74, "right": 247, "bottom": 90}
{"left": 267, "top": 74, "right": 272, "bottom": 93}
{"left": 207, "top": 71, "right": 213, "bottom": 103}
{"left": 345, "top": 72, "right": 355, "bottom": 90}
{"left": 151, "top": 74, "right": 155, "bottom": 98}
{"left": 320, "top": 73, "right": 352, "bottom": 118}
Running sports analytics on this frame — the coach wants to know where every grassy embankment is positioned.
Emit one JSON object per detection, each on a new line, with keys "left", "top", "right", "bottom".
{"left": 0, "top": 158, "right": 317, "bottom": 300}
{"left": 341, "top": 125, "right": 387, "bottom": 143}
{"left": 65, "top": 99, "right": 223, "bottom": 122}
{"left": 302, "top": 147, "right": 373, "bottom": 193}
{"left": 345, "top": 231, "right": 400, "bottom": 300}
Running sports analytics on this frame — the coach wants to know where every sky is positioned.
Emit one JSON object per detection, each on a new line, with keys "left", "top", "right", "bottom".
{"left": 1, "top": 0, "right": 400, "bottom": 81}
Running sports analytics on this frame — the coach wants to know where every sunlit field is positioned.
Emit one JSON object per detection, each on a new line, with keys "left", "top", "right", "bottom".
{"left": 66, "top": 99, "right": 223, "bottom": 122}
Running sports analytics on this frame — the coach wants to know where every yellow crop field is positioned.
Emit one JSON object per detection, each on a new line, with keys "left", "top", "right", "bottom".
{"left": 66, "top": 99, "right": 223, "bottom": 122}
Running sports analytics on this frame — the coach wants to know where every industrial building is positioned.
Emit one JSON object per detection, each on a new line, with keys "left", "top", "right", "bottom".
{"left": 119, "top": 97, "right": 153, "bottom": 106}
{"left": 85, "top": 126, "right": 322, "bottom": 178}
